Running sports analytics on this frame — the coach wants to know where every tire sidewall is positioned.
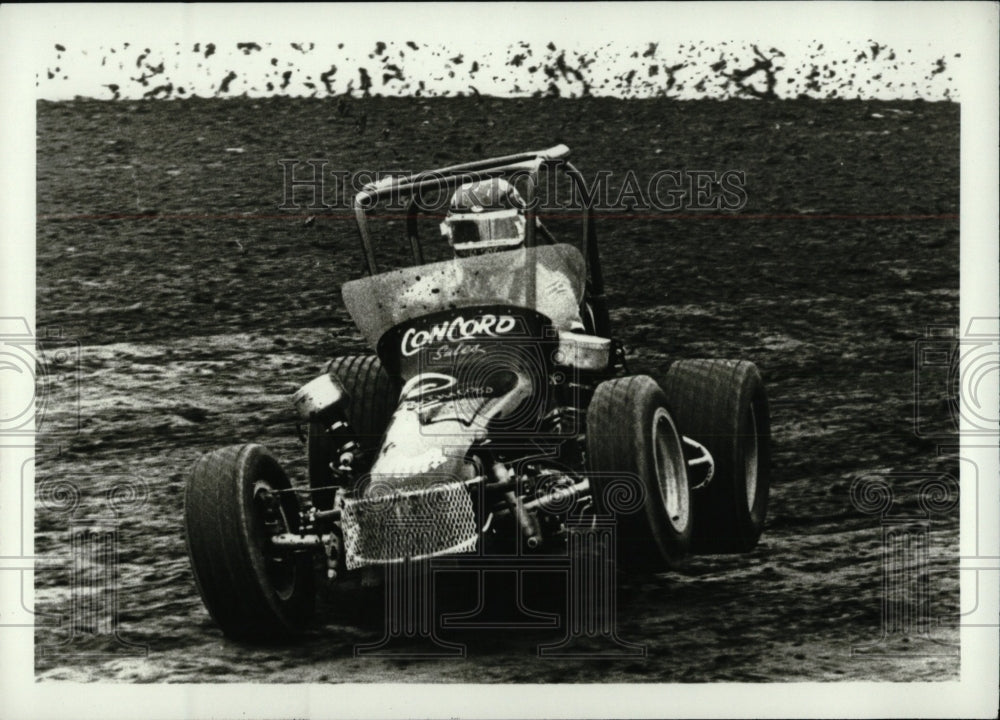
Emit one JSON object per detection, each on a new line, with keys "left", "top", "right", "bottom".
{"left": 736, "top": 378, "right": 770, "bottom": 537}
{"left": 588, "top": 376, "right": 692, "bottom": 570}
{"left": 635, "top": 391, "right": 692, "bottom": 563}
{"left": 233, "top": 445, "right": 315, "bottom": 634}
{"left": 699, "top": 364, "right": 770, "bottom": 549}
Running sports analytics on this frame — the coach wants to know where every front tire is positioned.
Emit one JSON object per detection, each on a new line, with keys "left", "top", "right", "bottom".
{"left": 185, "top": 444, "right": 316, "bottom": 641}
{"left": 586, "top": 375, "right": 692, "bottom": 571}
{"left": 661, "top": 359, "right": 771, "bottom": 553}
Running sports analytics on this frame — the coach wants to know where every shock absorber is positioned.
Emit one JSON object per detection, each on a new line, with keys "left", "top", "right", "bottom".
{"left": 493, "top": 461, "right": 542, "bottom": 550}
{"left": 292, "top": 373, "right": 358, "bottom": 476}
{"left": 336, "top": 438, "right": 358, "bottom": 473}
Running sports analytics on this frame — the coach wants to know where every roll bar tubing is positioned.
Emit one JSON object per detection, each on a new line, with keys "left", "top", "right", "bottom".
{"left": 351, "top": 144, "right": 604, "bottom": 297}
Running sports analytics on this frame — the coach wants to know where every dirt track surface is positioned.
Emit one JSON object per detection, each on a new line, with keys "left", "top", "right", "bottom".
{"left": 34, "top": 97, "right": 960, "bottom": 682}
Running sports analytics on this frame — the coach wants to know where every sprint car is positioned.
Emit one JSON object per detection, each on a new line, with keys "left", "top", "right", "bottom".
{"left": 184, "top": 145, "right": 771, "bottom": 641}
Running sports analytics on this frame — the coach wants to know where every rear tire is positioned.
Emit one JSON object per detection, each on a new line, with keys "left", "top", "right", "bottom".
{"left": 184, "top": 444, "right": 316, "bottom": 641}
{"left": 586, "top": 375, "right": 691, "bottom": 571}
{"left": 308, "top": 355, "right": 399, "bottom": 508}
{"left": 661, "top": 359, "right": 771, "bottom": 553}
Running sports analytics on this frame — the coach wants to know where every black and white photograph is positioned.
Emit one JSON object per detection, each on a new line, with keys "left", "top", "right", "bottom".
{"left": 1, "top": 3, "right": 997, "bottom": 718}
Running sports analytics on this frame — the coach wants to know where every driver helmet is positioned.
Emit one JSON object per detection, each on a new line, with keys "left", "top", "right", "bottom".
{"left": 440, "top": 178, "right": 526, "bottom": 254}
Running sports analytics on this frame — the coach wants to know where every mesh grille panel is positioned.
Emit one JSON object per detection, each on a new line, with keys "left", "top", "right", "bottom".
{"left": 340, "top": 480, "right": 478, "bottom": 570}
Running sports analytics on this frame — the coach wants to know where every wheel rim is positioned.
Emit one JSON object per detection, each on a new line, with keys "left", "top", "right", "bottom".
{"left": 652, "top": 407, "right": 689, "bottom": 533}
{"left": 253, "top": 480, "right": 297, "bottom": 600}
{"left": 744, "top": 404, "right": 760, "bottom": 511}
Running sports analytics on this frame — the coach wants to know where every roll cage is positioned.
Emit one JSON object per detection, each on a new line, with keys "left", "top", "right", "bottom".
{"left": 351, "top": 144, "right": 611, "bottom": 338}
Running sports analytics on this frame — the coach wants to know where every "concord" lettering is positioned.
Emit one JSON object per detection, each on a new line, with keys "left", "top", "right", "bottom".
{"left": 401, "top": 314, "right": 517, "bottom": 357}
